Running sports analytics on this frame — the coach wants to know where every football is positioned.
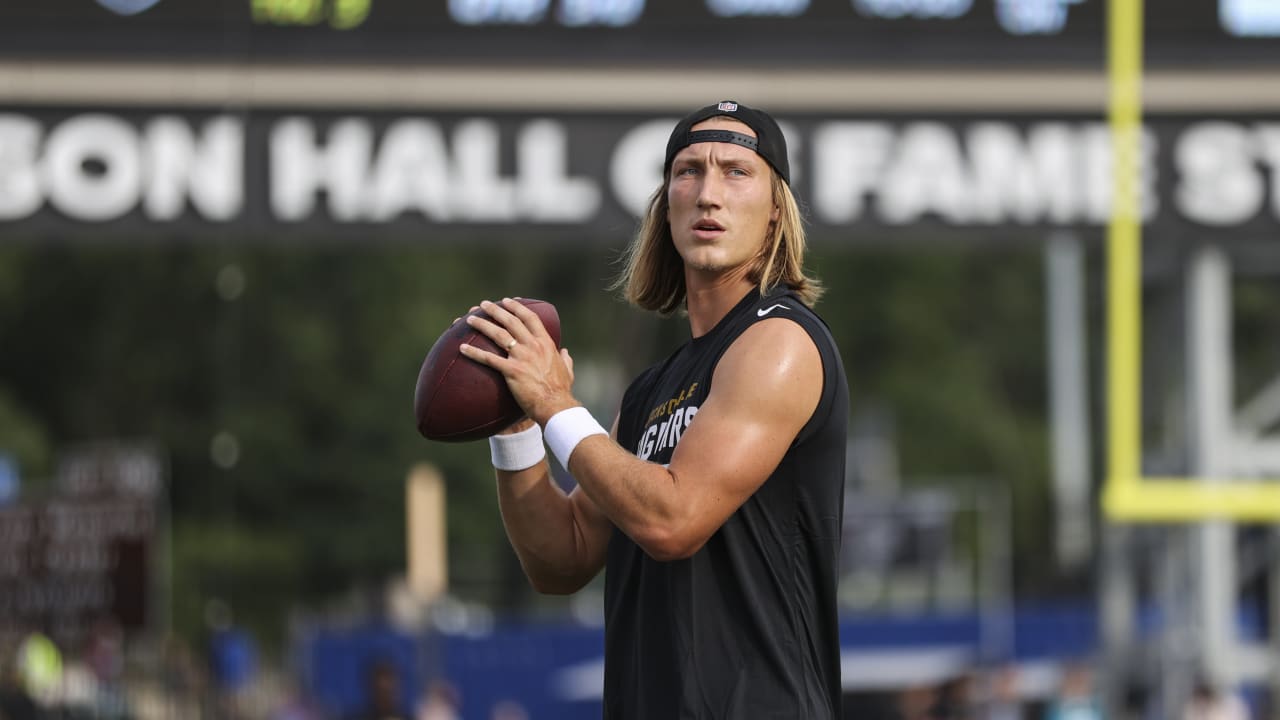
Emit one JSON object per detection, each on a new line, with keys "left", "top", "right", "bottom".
{"left": 414, "top": 298, "right": 561, "bottom": 442}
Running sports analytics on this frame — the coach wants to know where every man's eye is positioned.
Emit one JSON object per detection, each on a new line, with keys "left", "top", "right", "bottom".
{"left": 677, "top": 167, "right": 699, "bottom": 176}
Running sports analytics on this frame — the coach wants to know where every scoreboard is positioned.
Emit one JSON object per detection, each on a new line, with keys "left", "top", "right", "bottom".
{"left": 0, "top": 0, "right": 1275, "bottom": 66}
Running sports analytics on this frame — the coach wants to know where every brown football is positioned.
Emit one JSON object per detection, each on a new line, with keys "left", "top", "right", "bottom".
{"left": 414, "top": 298, "right": 561, "bottom": 442}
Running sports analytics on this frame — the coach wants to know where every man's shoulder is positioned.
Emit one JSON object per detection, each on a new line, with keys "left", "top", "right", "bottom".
{"left": 740, "top": 292, "right": 836, "bottom": 354}
{"left": 747, "top": 292, "right": 809, "bottom": 320}
{"left": 721, "top": 318, "right": 823, "bottom": 392}
{"left": 741, "top": 290, "right": 830, "bottom": 333}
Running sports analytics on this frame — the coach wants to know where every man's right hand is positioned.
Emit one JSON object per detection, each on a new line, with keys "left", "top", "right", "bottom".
{"left": 461, "top": 299, "right": 578, "bottom": 426}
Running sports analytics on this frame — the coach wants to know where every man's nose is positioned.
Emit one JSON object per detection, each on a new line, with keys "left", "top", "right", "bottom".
{"left": 696, "top": 175, "right": 722, "bottom": 208}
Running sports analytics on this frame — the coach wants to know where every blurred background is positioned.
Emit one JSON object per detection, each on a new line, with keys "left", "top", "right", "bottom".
{"left": 1, "top": 0, "right": 1279, "bottom": 718}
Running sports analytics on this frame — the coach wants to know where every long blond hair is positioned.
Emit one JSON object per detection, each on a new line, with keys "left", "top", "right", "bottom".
{"left": 612, "top": 171, "right": 822, "bottom": 315}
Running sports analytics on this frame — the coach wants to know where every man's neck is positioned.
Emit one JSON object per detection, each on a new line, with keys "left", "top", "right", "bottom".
{"left": 685, "top": 272, "right": 755, "bottom": 338}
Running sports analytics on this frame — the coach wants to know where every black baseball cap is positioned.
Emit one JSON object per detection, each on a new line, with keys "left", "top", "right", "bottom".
{"left": 663, "top": 100, "right": 790, "bottom": 185}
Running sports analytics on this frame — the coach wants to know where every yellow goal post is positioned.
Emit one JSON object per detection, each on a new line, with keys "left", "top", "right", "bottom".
{"left": 1102, "top": 0, "right": 1280, "bottom": 521}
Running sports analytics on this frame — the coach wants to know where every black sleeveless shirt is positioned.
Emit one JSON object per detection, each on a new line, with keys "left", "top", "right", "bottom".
{"left": 607, "top": 288, "right": 848, "bottom": 719}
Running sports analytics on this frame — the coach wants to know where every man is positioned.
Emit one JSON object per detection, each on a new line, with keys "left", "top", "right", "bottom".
{"left": 1181, "top": 676, "right": 1249, "bottom": 720}
{"left": 1044, "top": 664, "right": 1102, "bottom": 720}
{"left": 459, "top": 100, "right": 849, "bottom": 718}
{"left": 346, "top": 658, "right": 410, "bottom": 720}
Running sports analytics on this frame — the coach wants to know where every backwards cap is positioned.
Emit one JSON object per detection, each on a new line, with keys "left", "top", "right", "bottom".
{"left": 663, "top": 100, "right": 790, "bottom": 185}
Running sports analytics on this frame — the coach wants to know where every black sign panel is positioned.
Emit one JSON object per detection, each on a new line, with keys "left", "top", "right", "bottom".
{"left": 2, "top": 107, "right": 1279, "bottom": 246}
{"left": 0, "top": 444, "right": 163, "bottom": 638}
{"left": 0, "top": 1, "right": 1273, "bottom": 66}
{"left": 0, "top": 502, "right": 157, "bottom": 633}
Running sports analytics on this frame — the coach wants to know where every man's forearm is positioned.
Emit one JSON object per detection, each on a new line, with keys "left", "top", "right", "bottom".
{"left": 496, "top": 461, "right": 599, "bottom": 594}
{"left": 563, "top": 435, "right": 694, "bottom": 561}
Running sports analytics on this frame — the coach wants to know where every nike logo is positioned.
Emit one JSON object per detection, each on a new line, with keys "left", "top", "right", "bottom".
{"left": 757, "top": 304, "right": 790, "bottom": 317}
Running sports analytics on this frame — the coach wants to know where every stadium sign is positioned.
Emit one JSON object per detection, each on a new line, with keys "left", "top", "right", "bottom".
{"left": 1, "top": 110, "right": 1278, "bottom": 240}
{"left": 0, "top": 443, "right": 163, "bottom": 639}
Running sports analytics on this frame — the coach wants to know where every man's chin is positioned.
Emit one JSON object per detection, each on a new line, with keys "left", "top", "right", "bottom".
{"left": 688, "top": 260, "right": 727, "bottom": 273}
{"left": 686, "top": 259, "right": 757, "bottom": 283}
{"left": 682, "top": 250, "right": 735, "bottom": 273}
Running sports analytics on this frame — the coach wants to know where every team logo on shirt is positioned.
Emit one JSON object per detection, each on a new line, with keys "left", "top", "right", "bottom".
{"left": 636, "top": 382, "right": 700, "bottom": 461}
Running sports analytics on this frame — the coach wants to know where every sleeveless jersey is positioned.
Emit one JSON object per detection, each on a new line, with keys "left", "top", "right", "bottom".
{"left": 606, "top": 287, "right": 849, "bottom": 719}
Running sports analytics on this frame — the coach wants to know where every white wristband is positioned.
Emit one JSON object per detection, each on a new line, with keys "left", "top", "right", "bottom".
{"left": 544, "top": 406, "right": 608, "bottom": 470}
{"left": 488, "top": 423, "right": 546, "bottom": 472}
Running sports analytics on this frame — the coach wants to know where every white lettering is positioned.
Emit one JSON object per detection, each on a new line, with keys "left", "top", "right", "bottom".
{"left": 270, "top": 117, "right": 372, "bottom": 221}
{"left": 967, "top": 122, "right": 1078, "bottom": 224}
{"left": 453, "top": 120, "right": 517, "bottom": 221}
{"left": 638, "top": 425, "right": 657, "bottom": 460}
{"left": 276, "top": 117, "right": 598, "bottom": 223}
{"left": 1176, "top": 122, "right": 1263, "bottom": 226}
{"left": 1080, "top": 125, "right": 1158, "bottom": 224}
{"left": 1081, "top": 126, "right": 1112, "bottom": 223}
{"left": 364, "top": 119, "right": 453, "bottom": 221}
{"left": 635, "top": 404, "right": 699, "bottom": 461}
{"left": 669, "top": 407, "right": 686, "bottom": 445}
{"left": 44, "top": 115, "right": 142, "bottom": 221}
{"left": 144, "top": 116, "right": 244, "bottom": 221}
{"left": 881, "top": 122, "right": 969, "bottom": 224}
{"left": 517, "top": 120, "right": 600, "bottom": 221}
{"left": 1256, "top": 124, "right": 1280, "bottom": 220}
{"left": 655, "top": 415, "right": 673, "bottom": 451}
{"left": 610, "top": 119, "right": 673, "bottom": 217}
{"left": 5, "top": 112, "right": 1277, "bottom": 232}
{"left": 812, "top": 122, "right": 893, "bottom": 224}
{"left": 0, "top": 115, "right": 43, "bottom": 220}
